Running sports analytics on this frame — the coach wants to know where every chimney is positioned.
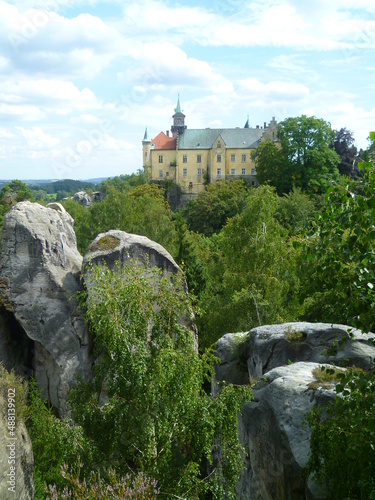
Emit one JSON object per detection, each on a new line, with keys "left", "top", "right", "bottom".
{"left": 264, "top": 122, "right": 267, "bottom": 129}
{"left": 166, "top": 131, "right": 169, "bottom": 137}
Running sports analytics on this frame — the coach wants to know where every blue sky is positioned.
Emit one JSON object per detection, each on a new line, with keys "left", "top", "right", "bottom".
{"left": 0, "top": 0, "right": 374, "bottom": 180}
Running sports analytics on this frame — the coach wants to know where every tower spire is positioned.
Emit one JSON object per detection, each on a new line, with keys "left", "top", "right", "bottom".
{"left": 244, "top": 115, "right": 249, "bottom": 128}
{"left": 142, "top": 126, "right": 150, "bottom": 143}
{"left": 174, "top": 94, "right": 182, "bottom": 114}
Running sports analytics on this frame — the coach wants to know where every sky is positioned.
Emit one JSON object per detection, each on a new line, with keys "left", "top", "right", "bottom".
{"left": 0, "top": 0, "right": 374, "bottom": 181}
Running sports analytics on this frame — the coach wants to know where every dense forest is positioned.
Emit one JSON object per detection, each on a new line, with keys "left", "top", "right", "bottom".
{"left": 1, "top": 117, "right": 374, "bottom": 498}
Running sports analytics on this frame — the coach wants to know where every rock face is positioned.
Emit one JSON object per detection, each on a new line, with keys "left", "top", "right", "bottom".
{"left": 0, "top": 392, "right": 34, "bottom": 500}
{"left": 214, "top": 323, "right": 375, "bottom": 499}
{"left": 84, "top": 229, "right": 180, "bottom": 276}
{"left": 72, "top": 190, "right": 104, "bottom": 207}
{"left": 0, "top": 201, "right": 92, "bottom": 416}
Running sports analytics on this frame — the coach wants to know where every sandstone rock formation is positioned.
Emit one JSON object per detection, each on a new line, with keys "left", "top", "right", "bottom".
{"left": 214, "top": 323, "right": 375, "bottom": 499}
{"left": 0, "top": 201, "right": 92, "bottom": 416}
{"left": 72, "top": 190, "right": 104, "bottom": 207}
{"left": 83, "top": 229, "right": 181, "bottom": 277}
{"left": 83, "top": 230, "right": 198, "bottom": 350}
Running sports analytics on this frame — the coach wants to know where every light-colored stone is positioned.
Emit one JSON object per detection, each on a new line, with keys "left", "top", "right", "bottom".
{"left": 215, "top": 323, "right": 375, "bottom": 385}
{"left": 72, "top": 191, "right": 104, "bottom": 207}
{"left": 214, "top": 322, "right": 375, "bottom": 499}
{"left": 237, "top": 362, "right": 333, "bottom": 500}
{"left": 0, "top": 201, "right": 92, "bottom": 416}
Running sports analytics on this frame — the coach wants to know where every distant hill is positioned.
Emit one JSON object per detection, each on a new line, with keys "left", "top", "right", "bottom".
{"left": 0, "top": 178, "right": 108, "bottom": 191}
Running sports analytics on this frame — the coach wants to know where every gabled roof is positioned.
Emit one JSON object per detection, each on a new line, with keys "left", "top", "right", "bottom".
{"left": 151, "top": 132, "right": 177, "bottom": 150}
{"left": 177, "top": 128, "right": 264, "bottom": 150}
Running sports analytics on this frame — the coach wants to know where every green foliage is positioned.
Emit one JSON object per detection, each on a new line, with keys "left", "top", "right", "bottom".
{"left": 63, "top": 184, "right": 178, "bottom": 257}
{"left": 69, "top": 260, "right": 251, "bottom": 498}
{"left": 174, "top": 211, "right": 210, "bottom": 298}
{"left": 334, "top": 128, "right": 362, "bottom": 179}
{"left": 277, "top": 115, "right": 340, "bottom": 193}
{"left": 198, "top": 186, "right": 300, "bottom": 348}
{"left": 298, "top": 160, "right": 375, "bottom": 332}
{"left": 183, "top": 179, "right": 250, "bottom": 236}
{"left": 0, "top": 364, "right": 28, "bottom": 421}
{"left": 252, "top": 140, "right": 291, "bottom": 195}
{"left": 26, "top": 379, "right": 95, "bottom": 499}
{"left": 31, "top": 179, "right": 96, "bottom": 196}
{"left": 306, "top": 368, "right": 375, "bottom": 499}
{"left": 0, "top": 180, "right": 34, "bottom": 233}
{"left": 275, "top": 187, "right": 317, "bottom": 235}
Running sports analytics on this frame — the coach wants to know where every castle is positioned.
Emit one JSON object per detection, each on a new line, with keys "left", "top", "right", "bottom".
{"left": 142, "top": 96, "right": 278, "bottom": 195}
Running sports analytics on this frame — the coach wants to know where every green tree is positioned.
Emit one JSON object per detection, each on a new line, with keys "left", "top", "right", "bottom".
{"left": 0, "top": 180, "right": 34, "bottom": 233}
{"left": 302, "top": 137, "right": 375, "bottom": 498}
{"left": 306, "top": 368, "right": 375, "bottom": 500}
{"left": 26, "top": 379, "right": 95, "bottom": 499}
{"left": 297, "top": 160, "right": 375, "bottom": 332}
{"left": 63, "top": 185, "right": 178, "bottom": 257}
{"left": 198, "top": 186, "right": 300, "bottom": 348}
{"left": 334, "top": 127, "right": 362, "bottom": 179}
{"left": 278, "top": 115, "right": 340, "bottom": 193}
{"left": 183, "top": 179, "right": 250, "bottom": 236}
{"left": 275, "top": 187, "right": 317, "bottom": 236}
{"left": 69, "top": 260, "right": 251, "bottom": 498}
{"left": 252, "top": 140, "right": 291, "bottom": 195}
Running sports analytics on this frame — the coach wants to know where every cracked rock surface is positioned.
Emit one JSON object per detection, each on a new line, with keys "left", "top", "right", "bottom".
{"left": 214, "top": 323, "right": 375, "bottom": 499}
{"left": 0, "top": 201, "right": 92, "bottom": 416}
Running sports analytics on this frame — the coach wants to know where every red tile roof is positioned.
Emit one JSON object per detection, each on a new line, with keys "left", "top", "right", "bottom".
{"left": 152, "top": 131, "right": 176, "bottom": 150}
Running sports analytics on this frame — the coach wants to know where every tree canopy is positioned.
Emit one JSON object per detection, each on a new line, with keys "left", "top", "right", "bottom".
{"left": 278, "top": 115, "right": 340, "bottom": 193}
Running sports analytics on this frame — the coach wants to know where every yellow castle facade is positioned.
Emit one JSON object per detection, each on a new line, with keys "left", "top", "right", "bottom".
{"left": 142, "top": 97, "right": 278, "bottom": 195}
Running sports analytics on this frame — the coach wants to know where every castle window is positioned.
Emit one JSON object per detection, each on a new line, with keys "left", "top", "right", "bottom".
{"left": 242, "top": 154, "right": 246, "bottom": 162}
{"left": 183, "top": 154, "right": 187, "bottom": 163}
{"left": 217, "top": 141, "right": 221, "bottom": 149}
{"left": 159, "top": 170, "right": 163, "bottom": 178}
{"left": 242, "top": 168, "right": 246, "bottom": 175}
{"left": 231, "top": 168, "right": 235, "bottom": 176}
{"left": 231, "top": 154, "right": 235, "bottom": 162}
{"left": 197, "top": 168, "right": 202, "bottom": 177}
{"left": 251, "top": 168, "right": 256, "bottom": 175}
{"left": 217, "top": 154, "right": 222, "bottom": 163}
{"left": 183, "top": 168, "right": 187, "bottom": 177}
{"left": 158, "top": 155, "right": 163, "bottom": 163}
{"left": 197, "top": 154, "right": 201, "bottom": 163}
{"left": 166, "top": 172, "right": 169, "bottom": 177}
{"left": 217, "top": 168, "right": 221, "bottom": 176}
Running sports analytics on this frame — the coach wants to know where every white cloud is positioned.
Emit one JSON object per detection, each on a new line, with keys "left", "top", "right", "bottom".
{"left": 1, "top": 4, "right": 122, "bottom": 79}
{"left": 238, "top": 78, "right": 310, "bottom": 102}
{"left": 16, "top": 126, "right": 60, "bottom": 149}
{"left": 120, "top": 42, "right": 232, "bottom": 93}
{"left": 0, "top": 103, "right": 46, "bottom": 121}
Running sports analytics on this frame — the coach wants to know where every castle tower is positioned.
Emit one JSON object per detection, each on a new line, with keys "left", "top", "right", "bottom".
{"left": 142, "top": 126, "right": 151, "bottom": 167}
{"left": 171, "top": 95, "right": 186, "bottom": 137}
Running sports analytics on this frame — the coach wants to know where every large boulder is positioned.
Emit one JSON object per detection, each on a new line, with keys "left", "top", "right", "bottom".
{"left": 0, "top": 201, "right": 92, "bottom": 416}
{"left": 215, "top": 322, "right": 375, "bottom": 386}
{"left": 72, "top": 190, "right": 104, "bottom": 207}
{"left": 214, "top": 322, "right": 375, "bottom": 499}
{"left": 83, "top": 229, "right": 180, "bottom": 277}
{"left": 237, "top": 362, "right": 333, "bottom": 500}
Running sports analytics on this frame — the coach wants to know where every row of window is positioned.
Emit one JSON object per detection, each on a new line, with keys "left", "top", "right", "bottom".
{"left": 158, "top": 168, "right": 255, "bottom": 178}
{"left": 158, "top": 153, "right": 249, "bottom": 164}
